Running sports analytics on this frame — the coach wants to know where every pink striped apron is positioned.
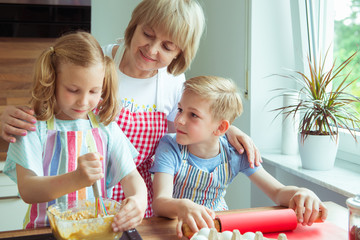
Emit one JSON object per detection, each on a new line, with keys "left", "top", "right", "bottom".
{"left": 23, "top": 112, "right": 107, "bottom": 228}
{"left": 111, "top": 44, "right": 167, "bottom": 218}
{"left": 173, "top": 144, "right": 232, "bottom": 211}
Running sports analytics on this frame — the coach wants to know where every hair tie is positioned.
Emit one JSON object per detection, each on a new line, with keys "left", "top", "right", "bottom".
{"left": 49, "top": 47, "right": 54, "bottom": 53}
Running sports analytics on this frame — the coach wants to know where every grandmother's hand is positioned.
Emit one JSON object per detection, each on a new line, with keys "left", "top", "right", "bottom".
{"left": 1, "top": 105, "right": 37, "bottom": 143}
{"left": 226, "top": 125, "right": 262, "bottom": 168}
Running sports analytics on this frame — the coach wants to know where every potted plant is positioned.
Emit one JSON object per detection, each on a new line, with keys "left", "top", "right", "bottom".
{"left": 271, "top": 49, "right": 360, "bottom": 170}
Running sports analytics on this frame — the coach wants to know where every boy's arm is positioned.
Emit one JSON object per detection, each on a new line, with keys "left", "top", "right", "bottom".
{"left": 16, "top": 152, "right": 104, "bottom": 203}
{"left": 111, "top": 169, "right": 147, "bottom": 232}
{"left": 152, "top": 172, "right": 179, "bottom": 218}
{"left": 152, "top": 172, "right": 215, "bottom": 238}
{"left": 249, "top": 168, "right": 328, "bottom": 225}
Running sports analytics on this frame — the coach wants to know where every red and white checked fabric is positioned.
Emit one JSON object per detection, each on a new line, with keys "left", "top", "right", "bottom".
{"left": 112, "top": 108, "right": 167, "bottom": 217}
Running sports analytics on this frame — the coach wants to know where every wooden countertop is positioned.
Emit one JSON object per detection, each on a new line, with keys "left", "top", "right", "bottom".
{"left": 0, "top": 201, "right": 348, "bottom": 240}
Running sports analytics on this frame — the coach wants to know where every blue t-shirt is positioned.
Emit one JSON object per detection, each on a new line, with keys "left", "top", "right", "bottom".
{"left": 150, "top": 134, "right": 261, "bottom": 185}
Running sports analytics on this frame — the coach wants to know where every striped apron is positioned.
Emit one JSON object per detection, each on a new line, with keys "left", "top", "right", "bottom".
{"left": 173, "top": 144, "right": 232, "bottom": 211}
{"left": 111, "top": 44, "right": 167, "bottom": 218}
{"left": 23, "top": 112, "right": 107, "bottom": 229}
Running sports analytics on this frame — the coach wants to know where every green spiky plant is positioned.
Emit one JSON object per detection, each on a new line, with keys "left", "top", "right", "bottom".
{"left": 272, "top": 49, "right": 360, "bottom": 143}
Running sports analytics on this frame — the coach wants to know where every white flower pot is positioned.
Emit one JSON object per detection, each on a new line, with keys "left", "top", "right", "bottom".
{"left": 298, "top": 134, "right": 339, "bottom": 170}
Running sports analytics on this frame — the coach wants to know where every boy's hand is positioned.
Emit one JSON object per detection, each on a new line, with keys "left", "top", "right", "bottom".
{"left": 75, "top": 152, "right": 103, "bottom": 187}
{"left": 288, "top": 188, "right": 328, "bottom": 226}
{"left": 111, "top": 196, "right": 145, "bottom": 232}
{"left": 176, "top": 199, "right": 215, "bottom": 238}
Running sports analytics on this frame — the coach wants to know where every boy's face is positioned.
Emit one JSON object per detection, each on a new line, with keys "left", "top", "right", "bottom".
{"left": 174, "top": 91, "right": 221, "bottom": 145}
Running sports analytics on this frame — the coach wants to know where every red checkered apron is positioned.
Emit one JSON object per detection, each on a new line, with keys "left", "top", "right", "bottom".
{"left": 111, "top": 67, "right": 167, "bottom": 217}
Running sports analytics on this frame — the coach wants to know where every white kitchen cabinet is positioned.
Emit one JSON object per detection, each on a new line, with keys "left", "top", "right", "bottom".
{"left": 0, "top": 162, "right": 28, "bottom": 231}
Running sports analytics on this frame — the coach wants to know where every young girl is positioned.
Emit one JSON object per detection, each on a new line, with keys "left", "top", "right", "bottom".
{"left": 151, "top": 76, "right": 328, "bottom": 238}
{"left": 3, "top": 31, "right": 147, "bottom": 232}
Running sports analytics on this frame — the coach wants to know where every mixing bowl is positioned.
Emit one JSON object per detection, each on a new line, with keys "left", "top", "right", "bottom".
{"left": 47, "top": 198, "right": 122, "bottom": 240}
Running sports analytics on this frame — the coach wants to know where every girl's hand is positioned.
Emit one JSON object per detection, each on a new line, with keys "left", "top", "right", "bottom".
{"left": 176, "top": 199, "right": 215, "bottom": 238}
{"left": 226, "top": 126, "right": 262, "bottom": 168}
{"left": 0, "top": 105, "right": 37, "bottom": 143}
{"left": 75, "top": 152, "right": 103, "bottom": 187}
{"left": 112, "top": 196, "right": 145, "bottom": 232}
{"left": 288, "top": 188, "right": 328, "bottom": 226}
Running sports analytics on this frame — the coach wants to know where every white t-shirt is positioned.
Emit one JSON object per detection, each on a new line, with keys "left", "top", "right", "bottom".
{"left": 102, "top": 42, "right": 185, "bottom": 121}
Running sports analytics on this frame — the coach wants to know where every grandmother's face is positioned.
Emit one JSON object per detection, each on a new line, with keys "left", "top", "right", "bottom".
{"left": 127, "top": 24, "right": 181, "bottom": 77}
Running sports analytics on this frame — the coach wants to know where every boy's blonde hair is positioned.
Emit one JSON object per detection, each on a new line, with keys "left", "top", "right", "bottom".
{"left": 183, "top": 76, "right": 243, "bottom": 124}
{"left": 124, "top": 0, "right": 205, "bottom": 76}
{"left": 31, "top": 31, "right": 119, "bottom": 126}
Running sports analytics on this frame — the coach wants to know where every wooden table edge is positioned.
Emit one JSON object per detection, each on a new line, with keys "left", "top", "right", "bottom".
{"left": 0, "top": 201, "right": 347, "bottom": 239}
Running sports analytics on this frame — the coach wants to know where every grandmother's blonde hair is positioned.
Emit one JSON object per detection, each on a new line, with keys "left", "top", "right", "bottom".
{"left": 183, "top": 76, "right": 243, "bottom": 124}
{"left": 31, "top": 31, "right": 119, "bottom": 126}
{"left": 123, "top": 0, "right": 205, "bottom": 76}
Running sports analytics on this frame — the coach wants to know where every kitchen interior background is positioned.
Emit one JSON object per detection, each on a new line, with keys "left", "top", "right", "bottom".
{"left": 0, "top": 0, "right": 350, "bottom": 231}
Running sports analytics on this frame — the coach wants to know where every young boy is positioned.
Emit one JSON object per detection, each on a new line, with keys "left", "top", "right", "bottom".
{"left": 150, "top": 76, "right": 328, "bottom": 238}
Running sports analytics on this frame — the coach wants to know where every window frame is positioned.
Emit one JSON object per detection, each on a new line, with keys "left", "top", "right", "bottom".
{"left": 303, "top": 0, "right": 360, "bottom": 163}
{"left": 331, "top": 0, "right": 360, "bottom": 162}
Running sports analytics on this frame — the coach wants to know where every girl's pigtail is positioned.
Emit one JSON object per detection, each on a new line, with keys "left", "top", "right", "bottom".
{"left": 31, "top": 47, "right": 57, "bottom": 120}
{"left": 97, "top": 56, "right": 119, "bottom": 126}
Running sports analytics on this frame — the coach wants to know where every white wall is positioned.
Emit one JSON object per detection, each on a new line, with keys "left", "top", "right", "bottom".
{"left": 91, "top": 0, "right": 141, "bottom": 46}
{"left": 249, "top": 0, "right": 296, "bottom": 152}
{"left": 186, "top": 0, "right": 250, "bottom": 138}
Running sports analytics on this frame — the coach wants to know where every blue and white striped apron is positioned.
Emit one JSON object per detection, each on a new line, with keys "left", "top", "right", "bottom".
{"left": 172, "top": 143, "right": 232, "bottom": 211}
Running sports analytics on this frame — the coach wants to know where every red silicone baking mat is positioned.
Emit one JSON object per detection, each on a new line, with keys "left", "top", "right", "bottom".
{"left": 263, "top": 222, "right": 347, "bottom": 240}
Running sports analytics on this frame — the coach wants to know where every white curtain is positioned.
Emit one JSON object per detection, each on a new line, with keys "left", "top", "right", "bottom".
{"left": 290, "top": 0, "right": 334, "bottom": 75}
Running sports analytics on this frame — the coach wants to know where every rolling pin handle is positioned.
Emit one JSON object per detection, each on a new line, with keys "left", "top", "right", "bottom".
{"left": 182, "top": 219, "right": 221, "bottom": 239}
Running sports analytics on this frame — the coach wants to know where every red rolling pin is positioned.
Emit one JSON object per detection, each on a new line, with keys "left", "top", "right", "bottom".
{"left": 182, "top": 208, "right": 323, "bottom": 239}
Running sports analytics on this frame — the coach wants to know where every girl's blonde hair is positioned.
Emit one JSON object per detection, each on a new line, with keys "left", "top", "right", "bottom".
{"left": 183, "top": 76, "right": 243, "bottom": 124}
{"left": 124, "top": 0, "right": 205, "bottom": 76}
{"left": 31, "top": 31, "right": 119, "bottom": 126}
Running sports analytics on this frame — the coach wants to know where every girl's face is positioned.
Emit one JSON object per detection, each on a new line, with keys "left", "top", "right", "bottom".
{"left": 125, "top": 24, "right": 181, "bottom": 78}
{"left": 174, "top": 91, "right": 220, "bottom": 146}
{"left": 55, "top": 62, "right": 104, "bottom": 120}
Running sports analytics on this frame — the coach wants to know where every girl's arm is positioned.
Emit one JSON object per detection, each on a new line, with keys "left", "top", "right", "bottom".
{"left": 152, "top": 172, "right": 215, "bottom": 238}
{"left": 111, "top": 169, "right": 147, "bottom": 232}
{"left": 16, "top": 152, "right": 103, "bottom": 203}
{"left": 0, "top": 105, "right": 37, "bottom": 143}
{"left": 249, "top": 168, "right": 328, "bottom": 225}
{"left": 226, "top": 125, "right": 262, "bottom": 168}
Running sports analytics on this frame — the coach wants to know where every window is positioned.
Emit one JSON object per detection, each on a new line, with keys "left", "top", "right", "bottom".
{"left": 333, "top": 0, "right": 360, "bottom": 163}
{"left": 334, "top": 0, "right": 360, "bottom": 127}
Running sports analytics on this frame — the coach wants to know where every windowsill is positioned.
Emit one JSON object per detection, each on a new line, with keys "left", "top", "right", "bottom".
{"left": 261, "top": 151, "right": 360, "bottom": 198}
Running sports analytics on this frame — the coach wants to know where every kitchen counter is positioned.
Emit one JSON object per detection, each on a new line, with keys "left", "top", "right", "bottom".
{"left": 0, "top": 201, "right": 348, "bottom": 240}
